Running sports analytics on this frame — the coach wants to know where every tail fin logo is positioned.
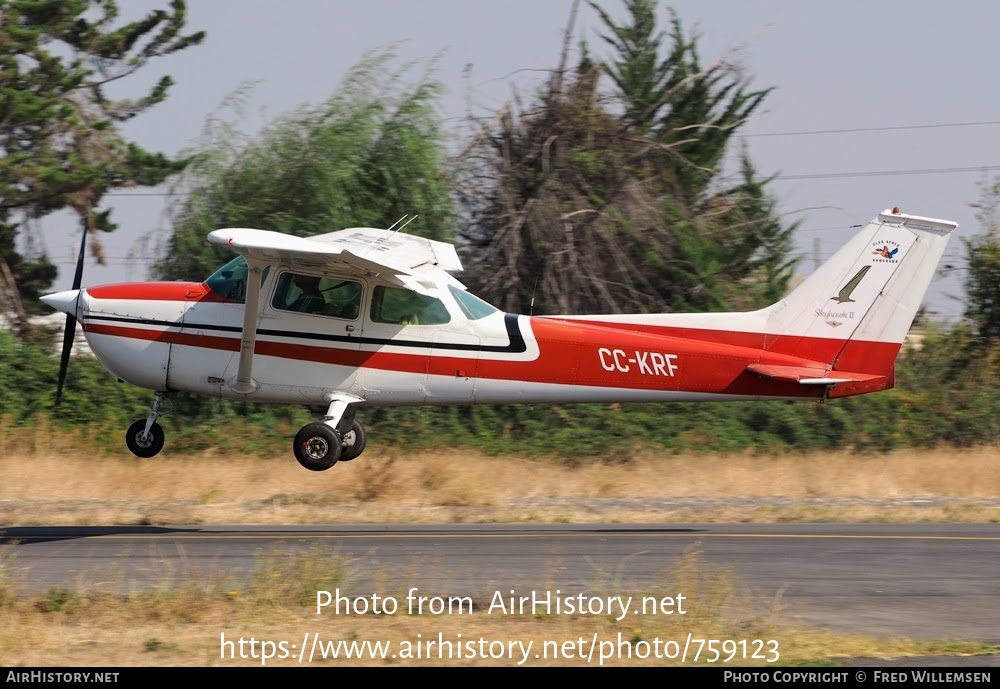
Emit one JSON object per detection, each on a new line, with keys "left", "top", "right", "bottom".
{"left": 831, "top": 265, "right": 871, "bottom": 304}
{"left": 871, "top": 240, "right": 901, "bottom": 262}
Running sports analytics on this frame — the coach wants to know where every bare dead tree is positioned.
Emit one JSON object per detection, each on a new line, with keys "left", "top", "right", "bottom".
{"left": 450, "top": 0, "right": 795, "bottom": 316}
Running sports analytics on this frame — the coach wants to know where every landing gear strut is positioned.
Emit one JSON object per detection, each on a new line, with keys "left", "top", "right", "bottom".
{"left": 126, "top": 392, "right": 168, "bottom": 458}
{"left": 292, "top": 393, "right": 366, "bottom": 471}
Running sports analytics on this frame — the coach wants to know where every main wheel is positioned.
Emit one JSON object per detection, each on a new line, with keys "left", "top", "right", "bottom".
{"left": 293, "top": 423, "right": 342, "bottom": 471}
{"left": 338, "top": 420, "right": 367, "bottom": 462}
{"left": 125, "top": 420, "right": 165, "bottom": 458}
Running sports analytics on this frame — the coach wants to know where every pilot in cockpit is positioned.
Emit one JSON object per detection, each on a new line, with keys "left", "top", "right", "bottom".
{"left": 289, "top": 275, "right": 332, "bottom": 315}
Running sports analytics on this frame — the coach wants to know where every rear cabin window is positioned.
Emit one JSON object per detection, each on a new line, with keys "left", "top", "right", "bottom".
{"left": 370, "top": 286, "right": 450, "bottom": 325}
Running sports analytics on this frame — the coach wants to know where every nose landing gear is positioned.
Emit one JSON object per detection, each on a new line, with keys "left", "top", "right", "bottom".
{"left": 125, "top": 392, "right": 169, "bottom": 458}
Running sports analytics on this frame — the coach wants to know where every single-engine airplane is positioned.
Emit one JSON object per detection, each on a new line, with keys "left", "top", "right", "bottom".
{"left": 41, "top": 207, "right": 956, "bottom": 471}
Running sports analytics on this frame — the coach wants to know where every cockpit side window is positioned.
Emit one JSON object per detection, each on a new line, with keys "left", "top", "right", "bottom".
{"left": 205, "top": 256, "right": 269, "bottom": 302}
{"left": 271, "top": 272, "right": 363, "bottom": 319}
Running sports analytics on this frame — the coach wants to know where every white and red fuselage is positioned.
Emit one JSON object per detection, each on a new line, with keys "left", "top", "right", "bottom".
{"left": 44, "top": 209, "right": 956, "bottom": 413}
{"left": 58, "top": 207, "right": 959, "bottom": 411}
{"left": 72, "top": 280, "right": 859, "bottom": 406}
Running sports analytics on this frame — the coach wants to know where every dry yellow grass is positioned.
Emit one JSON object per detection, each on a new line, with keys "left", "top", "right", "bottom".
{"left": 1, "top": 446, "right": 998, "bottom": 525}
{"left": 2, "top": 445, "right": 999, "bottom": 666}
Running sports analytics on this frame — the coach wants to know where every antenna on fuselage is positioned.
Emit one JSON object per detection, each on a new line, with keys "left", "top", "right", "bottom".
{"left": 361, "top": 214, "right": 418, "bottom": 257}
{"left": 387, "top": 214, "right": 417, "bottom": 233}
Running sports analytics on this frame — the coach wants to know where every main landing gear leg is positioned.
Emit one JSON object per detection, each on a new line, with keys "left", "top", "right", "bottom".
{"left": 126, "top": 392, "right": 167, "bottom": 458}
{"left": 292, "top": 393, "right": 367, "bottom": 471}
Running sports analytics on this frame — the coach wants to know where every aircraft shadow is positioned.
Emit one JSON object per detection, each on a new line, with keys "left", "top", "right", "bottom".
{"left": 0, "top": 525, "right": 206, "bottom": 545}
{"left": 0, "top": 524, "right": 709, "bottom": 545}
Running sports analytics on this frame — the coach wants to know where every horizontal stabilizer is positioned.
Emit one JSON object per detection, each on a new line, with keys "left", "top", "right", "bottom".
{"left": 746, "top": 363, "right": 885, "bottom": 386}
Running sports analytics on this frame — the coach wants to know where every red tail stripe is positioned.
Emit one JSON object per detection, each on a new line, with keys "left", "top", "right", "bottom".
{"left": 546, "top": 318, "right": 900, "bottom": 375}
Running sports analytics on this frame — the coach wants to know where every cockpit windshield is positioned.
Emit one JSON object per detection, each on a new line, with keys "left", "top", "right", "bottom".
{"left": 206, "top": 256, "right": 268, "bottom": 303}
{"left": 448, "top": 284, "right": 500, "bottom": 320}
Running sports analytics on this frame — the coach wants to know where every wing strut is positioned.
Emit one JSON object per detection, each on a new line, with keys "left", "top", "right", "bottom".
{"left": 230, "top": 258, "right": 266, "bottom": 394}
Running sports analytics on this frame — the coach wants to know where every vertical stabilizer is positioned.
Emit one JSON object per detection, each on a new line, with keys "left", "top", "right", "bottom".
{"left": 764, "top": 208, "right": 956, "bottom": 373}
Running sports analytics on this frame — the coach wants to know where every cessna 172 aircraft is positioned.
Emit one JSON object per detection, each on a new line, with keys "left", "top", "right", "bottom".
{"left": 41, "top": 207, "right": 956, "bottom": 471}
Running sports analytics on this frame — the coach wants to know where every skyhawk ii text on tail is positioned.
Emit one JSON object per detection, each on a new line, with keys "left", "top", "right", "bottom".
{"left": 41, "top": 208, "right": 957, "bottom": 471}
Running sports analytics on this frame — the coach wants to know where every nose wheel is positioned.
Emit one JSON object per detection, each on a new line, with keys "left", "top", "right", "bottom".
{"left": 125, "top": 392, "right": 169, "bottom": 458}
{"left": 126, "top": 419, "right": 165, "bottom": 458}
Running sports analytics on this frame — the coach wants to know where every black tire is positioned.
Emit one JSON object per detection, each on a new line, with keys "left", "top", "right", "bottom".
{"left": 125, "top": 420, "right": 165, "bottom": 458}
{"left": 293, "top": 423, "right": 342, "bottom": 471}
{"left": 338, "top": 420, "right": 367, "bottom": 462}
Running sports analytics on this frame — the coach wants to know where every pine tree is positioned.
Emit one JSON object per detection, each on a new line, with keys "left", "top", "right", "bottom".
{"left": 0, "top": 0, "right": 204, "bottom": 331}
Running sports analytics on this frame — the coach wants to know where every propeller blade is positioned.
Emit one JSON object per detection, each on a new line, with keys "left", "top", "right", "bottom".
{"left": 54, "top": 220, "right": 88, "bottom": 406}
{"left": 54, "top": 312, "right": 76, "bottom": 406}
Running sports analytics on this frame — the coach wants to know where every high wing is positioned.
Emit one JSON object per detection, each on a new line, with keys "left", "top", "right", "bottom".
{"left": 208, "top": 226, "right": 463, "bottom": 286}
{"left": 205, "top": 226, "right": 464, "bottom": 394}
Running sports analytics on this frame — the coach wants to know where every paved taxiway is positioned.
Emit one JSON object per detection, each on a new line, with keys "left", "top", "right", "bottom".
{"left": 2, "top": 523, "right": 998, "bottom": 643}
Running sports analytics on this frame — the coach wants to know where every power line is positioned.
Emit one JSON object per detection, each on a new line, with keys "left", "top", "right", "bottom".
{"left": 93, "top": 117, "right": 1000, "bottom": 196}
{"left": 743, "top": 120, "right": 1000, "bottom": 138}
{"left": 102, "top": 161, "right": 1000, "bottom": 198}
{"left": 775, "top": 165, "right": 1000, "bottom": 181}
